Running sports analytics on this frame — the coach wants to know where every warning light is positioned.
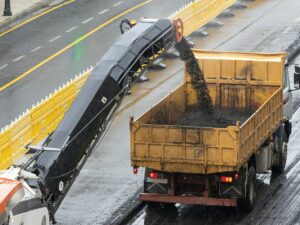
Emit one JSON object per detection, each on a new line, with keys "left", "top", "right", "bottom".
{"left": 234, "top": 173, "right": 239, "bottom": 181}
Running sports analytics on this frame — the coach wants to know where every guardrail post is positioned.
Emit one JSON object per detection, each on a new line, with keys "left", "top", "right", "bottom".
{"left": 219, "top": 9, "right": 235, "bottom": 18}
{"left": 138, "top": 74, "right": 149, "bottom": 82}
{"left": 233, "top": 2, "right": 247, "bottom": 9}
{"left": 186, "top": 38, "right": 195, "bottom": 48}
{"left": 165, "top": 48, "right": 180, "bottom": 59}
{"left": 197, "top": 27, "right": 209, "bottom": 37}
{"left": 208, "top": 19, "right": 224, "bottom": 27}
{"left": 150, "top": 60, "right": 167, "bottom": 70}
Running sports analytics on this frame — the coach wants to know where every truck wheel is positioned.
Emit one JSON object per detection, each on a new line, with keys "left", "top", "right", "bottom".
{"left": 272, "top": 131, "right": 288, "bottom": 174}
{"left": 147, "top": 202, "right": 175, "bottom": 209}
{"left": 240, "top": 166, "right": 256, "bottom": 211}
{"left": 146, "top": 201, "right": 161, "bottom": 208}
{"left": 161, "top": 203, "right": 176, "bottom": 209}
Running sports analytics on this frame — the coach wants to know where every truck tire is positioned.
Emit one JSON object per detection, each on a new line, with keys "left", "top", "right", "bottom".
{"left": 240, "top": 166, "right": 256, "bottom": 211}
{"left": 146, "top": 201, "right": 161, "bottom": 208}
{"left": 272, "top": 131, "right": 288, "bottom": 174}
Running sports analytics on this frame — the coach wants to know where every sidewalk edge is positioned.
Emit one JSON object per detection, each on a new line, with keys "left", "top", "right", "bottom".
{"left": 0, "top": 0, "right": 53, "bottom": 30}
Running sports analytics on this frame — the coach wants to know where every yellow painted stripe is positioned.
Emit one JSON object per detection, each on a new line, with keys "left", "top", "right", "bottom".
{"left": 0, "top": 0, "right": 153, "bottom": 92}
{"left": 0, "top": 0, "right": 75, "bottom": 38}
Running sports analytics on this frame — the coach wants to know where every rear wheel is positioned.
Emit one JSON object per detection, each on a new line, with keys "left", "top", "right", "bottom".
{"left": 146, "top": 201, "right": 161, "bottom": 208}
{"left": 239, "top": 166, "right": 256, "bottom": 211}
{"left": 272, "top": 131, "right": 288, "bottom": 174}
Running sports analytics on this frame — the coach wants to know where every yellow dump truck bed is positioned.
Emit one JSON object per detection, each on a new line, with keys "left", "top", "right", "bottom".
{"left": 130, "top": 50, "right": 286, "bottom": 174}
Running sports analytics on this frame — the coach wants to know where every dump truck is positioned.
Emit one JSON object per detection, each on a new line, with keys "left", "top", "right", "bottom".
{"left": 130, "top": 49, "right": 295, "bottom": 210}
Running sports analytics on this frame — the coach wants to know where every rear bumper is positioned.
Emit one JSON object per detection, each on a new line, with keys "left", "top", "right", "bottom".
{"left": 139, "top": 193, "right": 237, "bottom": 207}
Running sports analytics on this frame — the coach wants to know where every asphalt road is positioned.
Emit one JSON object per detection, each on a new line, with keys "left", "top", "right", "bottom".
{"left": 0, "top": 0, "right": 191, "bottom": 128}
{"left": 53, "top": 0, "right": 300, "bottom": 224}
{"left": 2, "top": 0, "right": 300, "bottom": 224}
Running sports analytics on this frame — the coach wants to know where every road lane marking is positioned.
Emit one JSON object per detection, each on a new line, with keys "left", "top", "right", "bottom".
{"left": 82, "top": 17, "right": 94, "bottom": 24}
{"left": 13, "top": 55, "right": 26, "bottom": 62}
{"left": 113, "top": 1, "right": 123, "bottom": 7}
{"left": 0, "top": 0, "right": 153, "bottom": 92}
{"left": 31, "top": 46, "right": 43, "bottom": 52}
{"left": 99, "top": 9, "right": 109, "bottom": 15}
{"left": 66, "top": 26, "right": 78, "bottom": 33}
{"left": 0, "top": 0, "right": 75, "bottom": 38}
{"left": 48, "top": 35, "right": 61, "bottom": 43}
{"left": 0, "top": 64, "right": 8, "bottom": 70}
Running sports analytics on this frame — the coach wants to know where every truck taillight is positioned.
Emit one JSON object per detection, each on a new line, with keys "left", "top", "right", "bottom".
{"left": 234, "top": 173, "right": 239, "bottom": 181}
{"left": 149, "top": 172, "right": 159, "bottom": 179}
{"left": 220, "top": 176, "right": 233, "bottom": 183}
{"left": 133, "top": 167, "right": 139, "bottom": 174}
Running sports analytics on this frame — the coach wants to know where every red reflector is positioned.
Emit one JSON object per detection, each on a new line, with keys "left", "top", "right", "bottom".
{"left": 133, "top": 167, "right": 138, "bottom": 174}
{"left": 234, "top": 173, "right": 239, "bottom": 181}
{"left": 220, "top": 176, "right": 233, "bottom": 183}
{"left": 149, "top": 172, "right": 159, "bottom": 179}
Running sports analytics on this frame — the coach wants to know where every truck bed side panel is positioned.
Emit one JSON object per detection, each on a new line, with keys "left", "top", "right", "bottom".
{"left": 131, "top": 50, "right": 285, "bottom": 174}
{"left": 130, "top": 122, "right": 239, "bottom": 174}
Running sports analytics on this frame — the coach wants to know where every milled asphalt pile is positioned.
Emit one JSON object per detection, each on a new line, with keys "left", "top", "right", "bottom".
{"left": 175, "top": 38, "right": 247, "bottom": 128}
{"left": 175, "top": 38, "right": 213, "bottom": 112}
{"left": 178, "top": 107, "right": 248, "bottom": 128}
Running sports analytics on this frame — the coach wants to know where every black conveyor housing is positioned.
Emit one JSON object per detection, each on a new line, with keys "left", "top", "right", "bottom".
{"left": 31, "top": 19, "right": 175, "bottom": 208}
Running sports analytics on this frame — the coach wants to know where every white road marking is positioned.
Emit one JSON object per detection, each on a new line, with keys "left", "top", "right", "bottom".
{"left": 48, "top": 35, "right": 61, "bottom": 43}
{"left": 31, "top": 46, "right": 42, "bottom": 52}
{"left": 66, "top": 26, "right": 78, "bottom": 33}
{"left": 0, "top": 64, "right": 8, "bottom": 70}
{"left": 271, "top": 37, "right": 280, "bottom": 45}
{"left": 282, "top": 27, "right": 292, "bottom": 34}
{"left": 99, "top": 9, "right": 109, "bottom": 15}
{"left": 13, "top": 55, "right": 25, "bottom": 62}
{"left": 82, "top": 17, "right": 94, "bottom": 24}
{"left": 113, "top": 1, "right": 123, "bottom": 7}
{"left": 295, "top": 17, "right": 300, "bottom": 23}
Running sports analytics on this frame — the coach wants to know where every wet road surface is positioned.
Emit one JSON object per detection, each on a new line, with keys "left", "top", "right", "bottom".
{"left": 2, "top": 0, "right": 300, "bottom": 224}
